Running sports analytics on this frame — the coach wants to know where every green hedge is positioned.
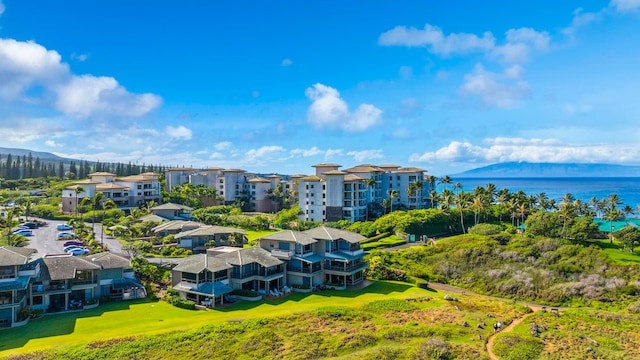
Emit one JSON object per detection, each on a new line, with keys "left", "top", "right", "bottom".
{"left": 166, "top": 295, "right": 196, "bottom": 310}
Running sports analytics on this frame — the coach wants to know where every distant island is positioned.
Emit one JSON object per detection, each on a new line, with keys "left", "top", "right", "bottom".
{"left": 453, "top": 162, "right": 640, "bottom": 178}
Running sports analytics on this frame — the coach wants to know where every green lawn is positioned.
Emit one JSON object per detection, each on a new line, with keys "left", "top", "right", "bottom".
{"left": 0, "top": 281, "right": 425, "bottom": 357}
{"left": 587, "top": 238, "right": 640, "bottom": 265}
{"left": 244, "top": 229, "right": 280, "bottom": 241}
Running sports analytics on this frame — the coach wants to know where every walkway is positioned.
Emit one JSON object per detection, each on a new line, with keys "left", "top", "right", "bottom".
{"left": 427, "top": 283, "right": 560, "bottom": 360}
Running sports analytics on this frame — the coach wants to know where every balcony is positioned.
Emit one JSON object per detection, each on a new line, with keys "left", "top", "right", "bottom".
{"left": 287, "top": 263, "right": 322, "bottom": 274}
{"left": 271, "top": 249, "right": 294, "bottom": 258}
{"left": 325, "top": 262, "right": 367, "bottom": 273}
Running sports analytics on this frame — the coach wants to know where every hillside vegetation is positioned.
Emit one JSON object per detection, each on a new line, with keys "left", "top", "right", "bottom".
{"left": 369, "top": 233, "right": 640, "bottom": 307}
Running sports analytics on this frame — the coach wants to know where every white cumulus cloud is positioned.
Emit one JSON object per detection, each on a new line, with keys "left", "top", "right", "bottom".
{"left": 347, "top": 149, "right": 384, "bottom": 162}
{"left": 45, "top": 140, "right": 62, "bottom": 147}
{"left": 610, "top": 0, "right": 640, "bottom": 12}
{"left": 55, "top": 75, "right": 161, "bottom": 117}
{"left": 290, "top": 146, "right": 323, "bottom": 157}
{"left": 378, "top": 24, "right": 495, "bottom": 55}
{"left": 214, "top": 141, "right": 232, "bottom": 150}
{"left": 281, "top": 58, "right": 293, "bottom": 66}
{"left": 245, "top": 146, "right": 286, "bottom": 161}
{"left": 409, "top": 138, "right": 640, "bottom": 164}
{"left": 165, "top": 125, "right": 192, "bottom": 140}
{"left": 458, "top": 64, "right": 530, "bottom": 108}
{"left": 0, "top": 38, "right": 161, "bottom": 118}
{"left": 305, "top": 83, "right": 382, "bottom": 132}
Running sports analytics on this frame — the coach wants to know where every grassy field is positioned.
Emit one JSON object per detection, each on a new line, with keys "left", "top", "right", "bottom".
{"left": 0, "top": 281, "right": 427, "bottom": 357}
{"left": 0, "top": 281, "right": 535, "bottom": 359}
{"left": 244, "top": 229, "right": 280, "bottom": 241}
{"left": 587, "top": 238, "right": 640, "bottom": 265}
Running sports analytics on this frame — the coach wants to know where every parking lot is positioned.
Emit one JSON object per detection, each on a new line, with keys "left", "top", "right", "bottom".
{"left": 23, "top": 218, "right": 123, "bottom": 257}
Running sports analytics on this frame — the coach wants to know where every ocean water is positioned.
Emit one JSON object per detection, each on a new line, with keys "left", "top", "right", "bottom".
{"left": 436, "top": 177, "right": 640, "bottom": 208}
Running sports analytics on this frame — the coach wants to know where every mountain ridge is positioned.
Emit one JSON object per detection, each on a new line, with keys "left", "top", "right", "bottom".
{"left": 453, "top": 162, "right": 640, "bottom": 178}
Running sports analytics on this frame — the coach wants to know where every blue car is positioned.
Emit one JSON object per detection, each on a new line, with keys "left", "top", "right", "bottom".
{"left": 57, "top": 224, "right": 73, "bottom": 231}
{"left": 13, "top": 229, "right": 33, "bottom": 236}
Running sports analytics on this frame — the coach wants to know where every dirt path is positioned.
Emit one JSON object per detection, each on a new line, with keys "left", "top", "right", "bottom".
{"left": 485, "top": 311, "right": 537, "bottom": 360}
{"left": 426, "top": 283, "right": 556, "bottom": 360}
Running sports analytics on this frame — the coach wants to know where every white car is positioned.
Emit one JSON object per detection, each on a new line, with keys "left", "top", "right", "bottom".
{"left": 57, "top": 232, "right": 75, "bottom": 239}
{"left": 67, "top": 248, "right": 90, "bottom": 256}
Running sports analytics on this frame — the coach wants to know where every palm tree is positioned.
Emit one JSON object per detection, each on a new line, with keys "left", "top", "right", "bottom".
{"left": 414, "top": 179, "right": 424, "bottom": 209}
{"left": 438, "top": 176, "right": 453, "bottom": 192}
{"left": 605, "top": 207, "right": 623, "bottom": 243}
{"left": 537, "top": 192, "right": 550, "bottom": 211}
{"left": 440, "top": 189, "right": 454, "bottom": 210}
{"left": 100, "top": 199, "right": 117, "bottom": 247}
{"left": 425, "top": 175, "right": 437, "bottom": 192}
{"left": 74, "top": 186, "right": 85, "bottom": 220}
{"left": 89, "top": 192, "right": 105, "bottom": 233}
{"left": 453, "top": 182, "right": 463, "bottom": 194}
{"left": 366, "top": 177, "right": 377, "bottom": 219}
{"left": 428, "top": 189, "right": 439, "bottom": 209}
{"left": 382, "top": 198, "right": 392, "bottom": 214}
{"left": 558, "top": 201, "right": 575, "bottom": 239}
{"left": 623, "top": 205, "right": 635, "bottom": 220}
{"left": 388, "top": 189, "right": 399, "bottom": 213}
{"left": 471, "top": 195, "right": 485, "bottom": 226}
{"left": 455, "top": 191, "right": 472, "bottom": 233}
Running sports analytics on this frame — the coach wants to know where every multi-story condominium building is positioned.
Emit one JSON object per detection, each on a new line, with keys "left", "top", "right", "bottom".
{"left": 171, "top": 246, "right": 285, "bottom": 307}
{"left": 0, "top": 247, "right": 143, "bottom": 328}
{"left": 259, "top": 226, "right": 367, "bottom": 288}
{"left": 298, "top": 163, "right": 431, "bottom": 222}
{"left": 170, "top": 226, "right": 367, "bottom": 307}
{"left": 61, "top": 172, "right": 161, "bottom": 213}
{"left": 164, "top": 163, "right": 432, "bottom": 223}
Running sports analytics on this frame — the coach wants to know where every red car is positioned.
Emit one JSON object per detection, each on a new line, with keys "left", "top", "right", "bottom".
{"left": 63, "top": 240, "right": 85, "bottom": 247}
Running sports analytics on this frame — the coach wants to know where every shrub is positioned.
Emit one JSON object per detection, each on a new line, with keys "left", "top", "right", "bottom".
{"left": 166, "top": 295, "right": 196, "bottom": 310}
{"left": 232, "top": 289, "right": 259, "bottom": 297}
{"left": 413, "top": 337, "right": 450, "bottom": 360}
{"left": 361, "top": 299, "right": 417, "bottom": 312}
{"left": 469, "top": 223, "right": 502, "bottom": 235}
{"left": 292, "top": 284, "right": 310, "bottom": 289}
{"left": 492, "top": 334, "right": 544, "bottom": 360}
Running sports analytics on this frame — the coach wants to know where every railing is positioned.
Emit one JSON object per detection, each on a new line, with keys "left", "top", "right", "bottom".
{"left": 271, "top": 249, "right": 294, "bottom": 258}
{"left": 287, "top": 264, "right": 322, "bottom": 274}
{"left": 325, "top": 262, "right": 367, "bottom": 272}
{"left": 265, "top": 268, "right": 283, "bottom": 277}
{"left": 231, "top": 271, "right": 260, "bottom": 279}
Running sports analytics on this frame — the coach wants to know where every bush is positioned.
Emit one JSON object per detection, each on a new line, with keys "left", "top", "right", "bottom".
{"left": 166, "top": 295, "right": 196, "bottom": 310}
{"left": 292, "top": 284, "right": 310, "bottom": 289}
{"left": 361, "top": 299, "right": 417, "bottom": 313}
{"left": 468, "top": 223, "right": 502, "bottom": 235}
{"left": 492, "top": 334, "right": 544, "bottom": 360}
{"left": 413, "top": 337, "right": 450, "bottom": 360}
{"left": 232, "top": 289, "right": 259, "bottom": 297}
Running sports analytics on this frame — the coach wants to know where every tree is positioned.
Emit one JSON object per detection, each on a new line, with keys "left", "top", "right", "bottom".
{"left": 615, "top": 226, "right": 640, "bottom": 252}
{"left": 388, "top": 189, "right": 399, "bottom": 213}
{"left": 455, "top": 191, "right": 472, "bottom": 233}
{"left": 101, "top": 199, "right": 117, "bottom": 247}
{"left": 74, "top": 186, "right": 85, "bottom": 220}
{"left": 438, "top": 176, "right": 452, "bottom": 192}
{"left": 604, "top": 207, "right": 623, "bottom": 243}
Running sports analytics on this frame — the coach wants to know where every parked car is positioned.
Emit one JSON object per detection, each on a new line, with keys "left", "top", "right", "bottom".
{"left": 13, "top": 229, "right": 33, "bottom": 236}
{"left": 19, "top": 222, "right": 38, "bottom": 229}
{"left": 57, "top": 232, "right": 75, "bottom": 239}
{"left": 63, "top": 245, "right": 86, "bottom": 252}
{"left": 67, "top": 248, "right": 90, "bottom": 256}
{"left": 63, "top": 240, "right": 85, "bottom": 247}
{"left": 57, "top": 224, "right": 73, "bottom": 231}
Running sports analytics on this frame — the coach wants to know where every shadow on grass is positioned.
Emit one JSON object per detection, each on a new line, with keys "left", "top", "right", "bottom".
{"left": 0, "top": 298, "right": 153, "bottom": 352}
{"left": 214, "top": 280, "right": 415, "bottom": 312}
{"left": 588, "top": 239, "right": 620, "bottom": 250}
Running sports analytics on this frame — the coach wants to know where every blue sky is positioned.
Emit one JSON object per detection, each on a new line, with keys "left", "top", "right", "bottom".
{"left": 1, "top": 1, "right": 639, "bottom": 176}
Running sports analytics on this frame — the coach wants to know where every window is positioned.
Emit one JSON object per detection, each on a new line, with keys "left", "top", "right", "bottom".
{"left": 32, "top": 295, "right": 43, "bottom": 305}
{"left": 137, "top": 185, "right": 142, "bottom": 189}
{"left": 311, "top": 210, "right": 314, "bottom": 213}
{"left": 311, "top": 184, "right": 314, "bottom": 189}
{"left": 323, "top": 185, "right": 326, "bottom": 190}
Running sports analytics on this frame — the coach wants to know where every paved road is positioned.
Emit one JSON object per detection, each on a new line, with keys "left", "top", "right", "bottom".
{"left": 23, "top": 218, "right": 123, "bottom": 257}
